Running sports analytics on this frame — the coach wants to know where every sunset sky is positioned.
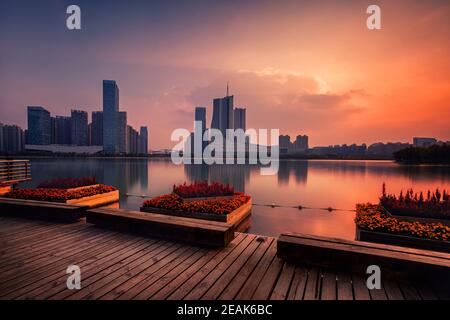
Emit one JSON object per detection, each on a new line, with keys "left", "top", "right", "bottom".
{"left": 0, "top": 0, "right": 449, "bottom": 149}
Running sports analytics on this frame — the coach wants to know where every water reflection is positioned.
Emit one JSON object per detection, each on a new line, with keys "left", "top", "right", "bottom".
{"left": 23, "top": 158, "right": 450, "bottom": 240}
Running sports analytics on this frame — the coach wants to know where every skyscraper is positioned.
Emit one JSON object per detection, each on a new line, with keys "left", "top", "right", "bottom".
{"left": 27, "top": 106, "right": 51, "bottom": 145}
{"left": 195, "top": 107, "right": 206, "bottom": 133}
{"left": 91, "top": 111, "right": 103, "bottom": 146}
{"left": 55, "top": 116, "right": 72, "bottom": 144}
{"left": 0, "top": 124, "right": 24, "bottom": 153}
{"left": 211, "top": 95, "right": 234, "bottom": 136}
{"left": 50, "top": 117, "right": 57, "bottom": 144}
{"left": 139, "top": 126, "right": 148, "bottom": 154}
{"left": 70, "top": 110, "right": 88, "bottom": 146}
{"left": 103, "top": 80, "right": 119, "bottom": 153}
{"left": 117, "top": 111, "right": 127, "bottom": 154}
{"left": 234, "top": 107, "right": 246, "bottom": 131}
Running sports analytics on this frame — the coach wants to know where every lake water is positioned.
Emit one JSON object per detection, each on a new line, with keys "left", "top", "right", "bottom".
{"left": 23, "top": 158, "right": 450, "bottom": 240}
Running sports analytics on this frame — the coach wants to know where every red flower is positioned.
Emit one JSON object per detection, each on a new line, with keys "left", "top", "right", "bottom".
{"left": 143, "top": 192, "right": 250, "bottom": 215}
{"left": 172, "top": 181, "right": 234, "bottom": 198}
{"left": 5, "top": 184, "right": 116, "bottom": 202}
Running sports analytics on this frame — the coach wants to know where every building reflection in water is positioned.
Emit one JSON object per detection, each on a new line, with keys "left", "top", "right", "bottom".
{"left": 277, "top": 160, "right": 308, "bottom": 186}
{"left": 184, "top": 163, "right": 251, "bottom": 193}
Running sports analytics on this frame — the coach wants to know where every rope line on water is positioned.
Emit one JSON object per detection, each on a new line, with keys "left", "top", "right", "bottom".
{"left": 125, "top": 193, "right": 356, "bottom": 213}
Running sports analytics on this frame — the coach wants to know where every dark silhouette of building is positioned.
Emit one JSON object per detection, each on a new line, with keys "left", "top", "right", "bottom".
{"left": 27, "top": 106, "right": 51, "bottom": 145}
{"left": 139, "top": 126, "right": 148, "bottom": 154}
{"left": 91, "top": 111, "right": 103, "bottom": 146}
{"left": 70, "top": 110, "right": 88, "bottom": 146}
{"left": 234, "top": 107, "right": 246, "bottom": 131}
{"left": 55, "top": 116, "right": 72, "bottom": 145}
{"left": 103, "top": 80, "right": 120, "bottom": 153}
{"left": 0, "top": 124, "right": 24, "bottom": 153}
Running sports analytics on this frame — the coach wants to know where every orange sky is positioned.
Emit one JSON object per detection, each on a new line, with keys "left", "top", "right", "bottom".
{"left": 0, "top": 0, "right": 449, "bottom": 149}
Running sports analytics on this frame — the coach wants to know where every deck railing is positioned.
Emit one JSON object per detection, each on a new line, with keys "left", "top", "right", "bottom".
{"left": 0, "top": 160, "right": 31, "bottom": 186}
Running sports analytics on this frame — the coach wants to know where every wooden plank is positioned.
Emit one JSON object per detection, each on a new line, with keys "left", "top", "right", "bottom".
{"left": 414, "top": 281, "right": 438, "bottom": 300}
{"left": 336, "top": 272, "right": 353, "bottom": 300}
{"left": 79, "top": 245, "right": 194, "bottom": 300}
{"left": 0, "top": 230, "right": 121, "bottom": 293}
{"left": 219, "top": 237, "right": 274, "bottom": 300}
{"left": 32, "top": 238, "right": 161, "bottom": 300}
{"left": 270, "top": 262, "right": 295, "bottom": 300}
{"left": 303, "top": 268, "right": 320, "bottom": 300}
{"left": 87, "top": 208, "right": 234, "bottom": 247}
{"left": 167, "top": 234, "right": 253, "bottom": 300}
{"left": 383, "top": 280, "right": 404, "bottom": 300}
{"left": 189, "top": 235, "right": 260, "bottom": 300}
{"left": 351, "top": 275, "right": 370, "bottom": 300}
{"left": 251, "top": 255, "right": 284, "bottom": 300}
{"left": 124, "top": 249, "right": 208, "bottom": 300}
{"left": 0, "top": 228, "right": 117, "bottom": 281}
{"left": 51, "top": 240, "right": 173, "bottom": 300}
{"left": 320, "top": 271, "right": 337, "bottom": 300}
{"left": 152, "top": 234, "right": 246, "bottom": 300}
{"left": 287, "top": 266, "right": 308, "bottom": 300}
{"left": 64, "top": 242, "right": 181, "bottom": 300}
{"left": 234, "top": 240, "right": 278, "bottom": 300}
{"left": 2, "top": 233, "right": 145, "bottom": 299}
{"left": 369, "top": 287, "right": 388, "bottom": 300}
{"left": 399, "top": 282, "right": 421, "bottom": 300}
{"left": 0, "top": 225, "right": 93, "bottom": 266}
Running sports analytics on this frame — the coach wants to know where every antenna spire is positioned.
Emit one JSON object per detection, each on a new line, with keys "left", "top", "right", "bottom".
{"left": 226, "top": 82, "right": 229, "bottom": 96}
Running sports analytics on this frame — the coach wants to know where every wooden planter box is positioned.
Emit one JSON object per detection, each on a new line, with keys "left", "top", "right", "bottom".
{"left": 0, "top": 186, "right": 12, "bottom": 196}
{"left": 65, "top": 190, "right": 119, "bottom": 208}
{"left": 356, "top": 226, "right": 450, "bottom": 253}
{"left": 0, "top": 197, "right": 87, "bottom": 223}
{"left": 141, "top": 197, "right": 252, "bottom": 232}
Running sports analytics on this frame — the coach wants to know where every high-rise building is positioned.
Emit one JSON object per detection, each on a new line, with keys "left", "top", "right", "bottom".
{"left": 91, "top": 111, "right": 103, "bottom": 146}
{"left": 211, "top": 94, "right": 234, "bottom": 136}
{"left": 195, "top": 107, "right": 206, "bottom": 133}
{"left": 27, "top": 106, "right": 51, "bottom": 145}
{"left": 234, "top": 107, "right": 246, "bottom": 131}
{"left": 55, "top": 116, "right": 72, "bottom": 144}
{"left": 139, "top": 126, "right": 148, "bottom": 154}
{"left": 103, "top": 80, "right": 119, "bottom": 153}
{"left": 117, "top": 111, "right": 127, "bottom": 154}
{"left": 126, "top": 125, "right": 139, "bottom": 154}
{"left": 70, "top": 110, "right": 88, "bottom": 146}
{"left": 0, "top": 124, "right": 3, "bottom": 152}
{"left": 50, "top": 117, "right": 57, "bottom": 144}
{"left": 0, "top": 124, "right": 24, "bottom": 153}
{"left": 294, "top": 135, "right": 308, "bottom": 151}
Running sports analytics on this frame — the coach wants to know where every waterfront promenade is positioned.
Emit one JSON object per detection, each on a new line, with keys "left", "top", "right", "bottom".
{"left": 1, "top": 216, "right": 448, "bottom": 300}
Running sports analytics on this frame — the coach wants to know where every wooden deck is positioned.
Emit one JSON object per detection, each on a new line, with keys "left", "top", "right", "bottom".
{"left": 0, "top": 216, "right": 447, "bottom": 300}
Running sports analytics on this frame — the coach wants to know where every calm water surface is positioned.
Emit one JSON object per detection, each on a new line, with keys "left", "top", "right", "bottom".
{"left": 23, "top": 159, "right": 450, "bottom": 240}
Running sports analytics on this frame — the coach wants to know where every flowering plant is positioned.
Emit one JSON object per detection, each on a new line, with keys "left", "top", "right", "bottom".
{"left": 5, "top": 184, "right": 116, "bottom": 202}
{"left": 380, "top": 183, "right": 450, "bottom": 220}
{"left": 173, "top": 181, "right": 234, "bottom": 198}
{"left": 37, "top": 177, "right": 97, "bottom": 189}
{"left": 143, "top": 192, "right": 250, "bottom": 215}
{"left": 355, "top": 203, "right": 449, "bottom": 241}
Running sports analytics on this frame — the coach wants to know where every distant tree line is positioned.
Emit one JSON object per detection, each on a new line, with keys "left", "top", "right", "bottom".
{"left": 393, "top": 144, "right": 450, "bottom": 164}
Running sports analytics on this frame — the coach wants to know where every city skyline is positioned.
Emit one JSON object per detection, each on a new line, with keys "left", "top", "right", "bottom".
{"left": 1, "top": 0, "right": 449, "bottom": 149}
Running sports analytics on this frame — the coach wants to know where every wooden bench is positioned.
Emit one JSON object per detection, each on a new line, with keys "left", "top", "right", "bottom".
{"left": 0, "top": 197, "right": 87, "bottom": 223}
{"left": 87, "top": 208, "right": 235, "bottom": 247}
{"left": 277, "top": 232, "right": 450, "bottom": 281}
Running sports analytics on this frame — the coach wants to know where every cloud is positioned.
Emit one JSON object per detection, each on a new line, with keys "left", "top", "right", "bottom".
{"left": 186, "top": 69, "right": 366, "bottom": 144}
